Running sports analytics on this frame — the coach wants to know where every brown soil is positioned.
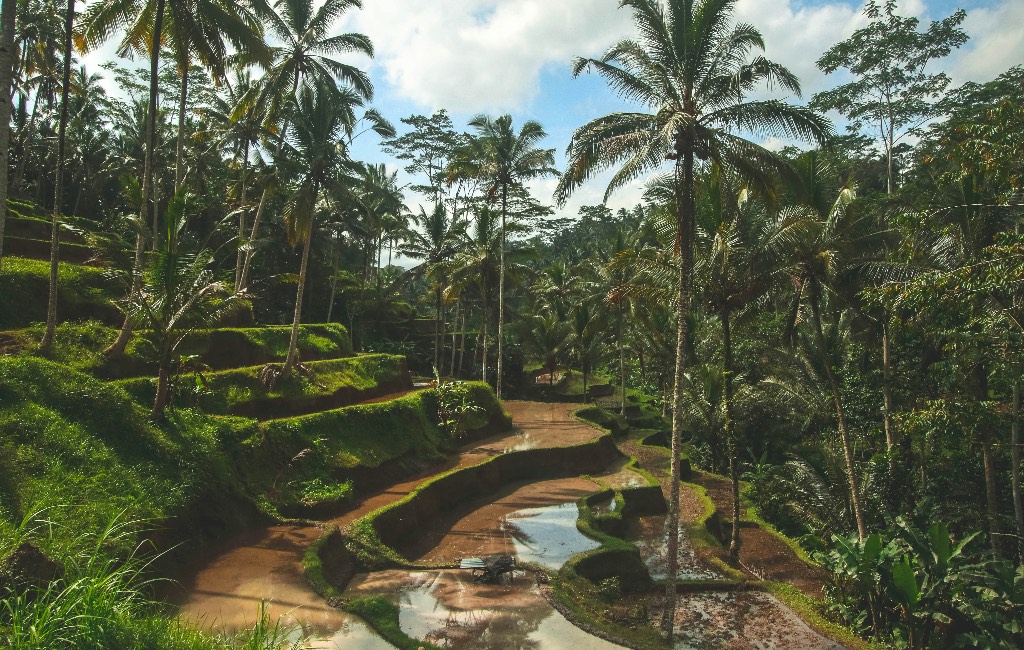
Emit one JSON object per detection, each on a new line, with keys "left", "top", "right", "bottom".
{"left": 414, "top": 476, "right": 599, "bottom": 564}
{"left": 692, "top": 471, "right": 827, "bottom": 598}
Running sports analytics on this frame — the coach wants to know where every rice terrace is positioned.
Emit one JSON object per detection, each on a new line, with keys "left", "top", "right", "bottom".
{"left": 0, "top": 0, "right": 1022, "bottom": 648}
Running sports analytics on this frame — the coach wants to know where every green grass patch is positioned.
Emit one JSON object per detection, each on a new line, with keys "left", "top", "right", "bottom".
{"left": 344, "top": 596, "right": 441, "bottom": 650}
{"left": 0, "top": 257, "right": 120, "bottom": 329}
{"left": 760, "top": 581, "right": 879, "bottom": 650}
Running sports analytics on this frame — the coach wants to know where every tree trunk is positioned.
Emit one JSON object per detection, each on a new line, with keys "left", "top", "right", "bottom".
{"left": 481, "top": 312, "right": 488, "bottom": 385}
{"left": 282, "top": 210, "right": 315, "bottom": 379}
{"left": 107, "top": 0, "right": 165, "bottom": 357}
{"left": 457, "top": 310, "right": 467, "bottom": 379}
{"left": 497, "top": 184, "right": 507, "bottom": 399}
{"left": 449, "top": 299, "right": 459, "bottom": 377}
{"left": 976, "top": 365, "right": 1003, "bottom": 558}
{"left": 326, "top": 233, "right": 339, "bottom": 322}
{"left": 152, "top": 362, "right": 170, "bottom": 420}
{"left": 723, "top": 310, "right": 741, "bottom": 561}
{"left": 0, "top": 0, "right": 18, "bottom": 270}
{"left": 234, "top": 141, "right": 250, "bottom": 290}
{"left": 882, "top": 318, "right": 895, "bottom": 463}
{"left": 661, "top": 148, "right": 695, "bottom": 641}
{"left": 39, "top": 0, "right": 75, "bottom": 351}
{"left": 174, "top": 59, "right": 189, "bottom": 191}
{"left": 1012, "top": 382, "right": 1023, "bottom": 563}
{"left": 809, "top": 287, "right": 867, "bottom": 539}
{"left": 619, "top": 306, "right": 626, "bottom": 417}
{"left": 434, "top": 283, "right": 443, "bottom": 373}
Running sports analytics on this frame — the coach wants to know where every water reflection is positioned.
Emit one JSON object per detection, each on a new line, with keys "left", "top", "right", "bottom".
{"left": 504, "top": 502, "right": 601, "bottom": 569}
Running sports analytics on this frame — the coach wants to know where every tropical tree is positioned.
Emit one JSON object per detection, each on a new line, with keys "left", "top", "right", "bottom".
{"left": 277, "top": 83, "right": 360, "bottom": 378}
{"left": 400, "top": 203, "right": 461, "bottom": 372}
{"left": 78, "top": 0, "right": 168, "bottom": 356}
{"left": 114, "top": 191, "right": 240, "bottom": 419}
{"left": 238, "top": 0, "right": 373, "bottom": 291}
{"left": 38, "top": 0, "right": 75, "bottom": 351}
{"left": 464, "top": 114, "right": 558, "bottom": 398}
{"left": 554, "top": 0, "right": 831, "bottom": 636}
{"left": 0, "top": 0, "right": 17, "bottom": 269}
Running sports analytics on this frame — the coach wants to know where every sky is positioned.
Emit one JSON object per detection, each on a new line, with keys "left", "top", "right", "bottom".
{"left": 84, "top": 0, "right": 1024, "bottom": 223}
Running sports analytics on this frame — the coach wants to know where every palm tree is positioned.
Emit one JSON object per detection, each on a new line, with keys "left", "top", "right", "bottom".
{"left": 400, "top": 204, "right": 462, "bottom": 372}
{"left": 38, "top": 0, "right": 76, "bottom": 351}
{"left": 278, "top": 83, "right": 360, "bottom": 378}
{"left": 115, "top": 191, "right": 240, "bottom": 419}
{"left": 0, "top": 0, "right": 17, "bottom": 270}
{"left": 238, "top": 0, "right": 373, "bottom": 291}
{"left": 79, "top": 0, "right": 168, "bottom": 356}
{"left": 466, "top": 114, "right": 558, "bottom": 398}
{"left": 554, "top": 0, "right": 831, "bottom": 636}
{"left": 523, "top": 313, "right": 571, "bottom": 387}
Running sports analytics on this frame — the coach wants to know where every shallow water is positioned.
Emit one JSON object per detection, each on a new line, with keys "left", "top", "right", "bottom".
{"left": 504, "top": 502, "right": 601, "bottom": 569}
{"left": 628, "top": 515, "right": 720, "bottom": 581}
{"left": 346, "top": 570, "right": 623, "bottom": 650}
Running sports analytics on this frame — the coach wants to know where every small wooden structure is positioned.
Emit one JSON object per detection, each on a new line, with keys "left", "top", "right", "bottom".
{"left": 459, "top": 554, "right": 517, "bottom": 584}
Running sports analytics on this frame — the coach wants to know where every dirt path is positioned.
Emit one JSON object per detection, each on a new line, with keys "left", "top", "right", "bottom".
{"left": 691, "top": 470, "right": 827, "bottom": 598}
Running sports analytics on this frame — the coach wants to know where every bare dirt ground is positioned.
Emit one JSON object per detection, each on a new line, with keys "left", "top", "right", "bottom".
{"left": 693, "top": 470, "right": 827, "bottom": 598}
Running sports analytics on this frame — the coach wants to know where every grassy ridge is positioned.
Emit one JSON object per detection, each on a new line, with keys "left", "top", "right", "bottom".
{"left": 0, "top": 257, "right": 120, "bottom": 329}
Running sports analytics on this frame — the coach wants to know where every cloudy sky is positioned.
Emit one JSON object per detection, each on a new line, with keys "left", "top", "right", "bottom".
{"left": 86, "top": 0, "right": 1024, "bottom": 220}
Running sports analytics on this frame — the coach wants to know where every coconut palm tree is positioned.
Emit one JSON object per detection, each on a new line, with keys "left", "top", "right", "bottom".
{"left": 0, "top": 0, "right": 17, "bottom": 270}
{"left": 238, "top": 0, "right": 373, "bottom": 291}
{"left": 465, "top": 114, "right": 558, "bottom": 398}
{"left": 553, "top": 0, "right": 831, "bottom": 636}
{"left": 400, "top": 204, "right": 462, "bottom": 373}
{"left": 116, "top": 191, "right": 240, "bottom": 419}
{"left": 278, "top": 83, "right": 360, "bottom": 378}
{"left": 79, "top": 0, "right": 168, "bottom": 356}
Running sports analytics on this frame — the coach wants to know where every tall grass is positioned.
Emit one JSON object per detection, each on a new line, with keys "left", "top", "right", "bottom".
{"left": 1, "top": 513, "right": 303, "bottom": 650}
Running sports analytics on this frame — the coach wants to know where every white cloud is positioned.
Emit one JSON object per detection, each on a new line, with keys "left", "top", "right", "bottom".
{"left": 349, "top": 0, "right": 633, "bottom": 113}
{"left": 951, "top": 1, "right": 1024, "bottom": 84}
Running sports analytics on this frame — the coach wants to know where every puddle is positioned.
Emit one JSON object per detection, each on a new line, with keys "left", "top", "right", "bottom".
{"left": 628, "top": 515, "right": 720, "bottom": 581}
{"left": 670, "top": 591, "right": 843, "bottom": 650}
{"left": 504, "top": 502, "right": 600, "bottom": 569}
{"left": 347, "top": 570, "right": 623, "bottom": 649}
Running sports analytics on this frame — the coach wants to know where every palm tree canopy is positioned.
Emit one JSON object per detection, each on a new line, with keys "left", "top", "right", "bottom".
{"left": 555, "top": 0, "right": 832, "bottom": 205}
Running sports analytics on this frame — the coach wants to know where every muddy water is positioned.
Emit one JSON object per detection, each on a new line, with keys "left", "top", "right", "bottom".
{"left": 345, "top": 570, "right": 624, "bottom": 649}
{"left": 669, "top": 591, "right": 844, "bottom": 650}
{"left": 416, "top": 477, "right": 600, "bottom": 566}
{"left": 628, "top": 515, "right": 720, "bottom": 581}
{"left": 167, "top": 525, "right": 386, "bottom": 648}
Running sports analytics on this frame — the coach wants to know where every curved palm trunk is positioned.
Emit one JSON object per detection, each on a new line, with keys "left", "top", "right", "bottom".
{"left": 175, "top": 59, "right": 189, "bottom": 191}
{"left": 40, "top": 0, "right": 76, "bottom": 350}
{"left": 0, "top": 0, "right": 18, "bottom": 270}
{"left": 283, "top": 206, "right": 316, "bottom": 378}
{"left": 662, "top": 148, "right": 695, "bottom": 641}
{"left": 809, "top": 284, "right": 867, "bottom": 539}
{"left": 235, "top": 141, "right": 250, "bottom": 290}
{"left": 107, "top": 0, "right": 166, "bottom": 357}
{"left": 496, "top": 185, "right": 507, "bottom": 399}
{"left": 723, "top": 309, "right": 741, "bottom": 560}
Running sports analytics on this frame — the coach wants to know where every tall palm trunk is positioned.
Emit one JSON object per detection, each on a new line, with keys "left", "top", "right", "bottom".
{"left": 449, "top": 299, "right": 459, "bottom": 376}
{"left": 1012, "top": 382, "right": 1023, "bottom": 563}
{"left": 107, "top": 0, "right": 166, "bottom": 357}
{"left": 326, "top": 232, "right": 339, "bottom": 322}
{"left": 283, "top": 189, "right": 318, "bottom": 378}
{"left": 662, "top": 147, "right": 695, "bottom": 641}
{"left": 809, "top": 283, "right": 867, "bottom": 539}
{"left": 240, "top": 73, "right": 301, "bottom": 292}
{"left": 40, "top": 0, "right": 76, "bottom": 350}
{"left": 175, "top": 59, "right": 189, "bottom": 191}
{"left": 457, "top": 310, "right": 466, "bottom": 378}
{"left": 496, "top": 184, "right": 507, "bottom": 399}
{"left": 976, "top": 364, "right": 1003, "bottom": 558}
{"left": 434, "top": 283, "right": 443, "bottom": 373}
{"left": 0, "top": 0, "right": 17, "bottom": 270}
{"left": 234, "top": 141, "right": 250, "bottom": 290}
{"left": 723, "top": 309, "right": 740, "bottom": 560}
{"left": 619, "top": 306, "right": 626, "bottom": 416}
{"left": 882, "top": 318, "right": 895, "bottom": 463}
